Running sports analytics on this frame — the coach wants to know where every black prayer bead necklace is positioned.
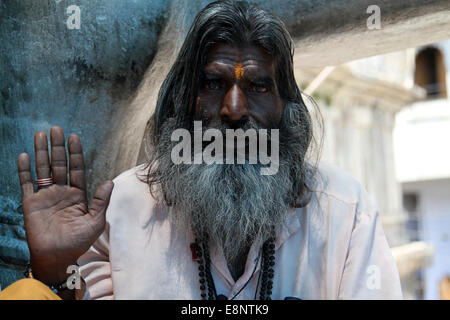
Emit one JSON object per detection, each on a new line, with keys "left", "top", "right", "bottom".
{"left": 191, "top": 229, "right": 276, "bottom": 300}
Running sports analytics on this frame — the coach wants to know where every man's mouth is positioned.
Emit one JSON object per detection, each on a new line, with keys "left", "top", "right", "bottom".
{"left": 174, "top": 121, "right": 280, "bottom": 174}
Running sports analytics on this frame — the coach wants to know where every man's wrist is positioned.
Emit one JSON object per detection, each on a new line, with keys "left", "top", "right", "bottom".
{"left": 58, "top": 277, "right": 86, "bottom": 300}
{"left": 24, "top": 262, "right": 85, "bottom": 299}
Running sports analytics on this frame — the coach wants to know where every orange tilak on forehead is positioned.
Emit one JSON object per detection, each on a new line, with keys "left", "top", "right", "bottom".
{"left": 234, "top": 63, "right": 244, "bottom": 80}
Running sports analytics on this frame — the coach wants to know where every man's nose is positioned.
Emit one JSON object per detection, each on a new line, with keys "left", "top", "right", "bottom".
{"left": 220, "top": 84, "right": 249, "bottom": 124}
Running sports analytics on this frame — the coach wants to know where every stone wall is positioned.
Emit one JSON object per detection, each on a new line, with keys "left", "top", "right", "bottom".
{"left": 0, "top": 0, "right": 169, "bottom": 289}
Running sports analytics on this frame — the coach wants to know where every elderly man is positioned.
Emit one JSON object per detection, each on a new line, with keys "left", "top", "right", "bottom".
{"left": 3, "top": 0, "right": 401, "bottom": 300}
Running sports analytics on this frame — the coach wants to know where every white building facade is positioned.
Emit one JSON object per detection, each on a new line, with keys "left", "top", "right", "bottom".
{"left": 394, "top": 40, "right": 450, "bottom": 300}
{"left": 295, "top": 39, "right": 450, "bottom": 299}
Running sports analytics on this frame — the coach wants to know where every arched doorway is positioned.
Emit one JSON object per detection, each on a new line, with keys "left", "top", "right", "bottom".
{"left": 414, "top": 47, "right": 447, "bottom": 98}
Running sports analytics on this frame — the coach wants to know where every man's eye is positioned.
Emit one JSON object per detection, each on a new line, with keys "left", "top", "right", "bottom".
{"left": 205, "top": 80, "right": 221, "bottom": 90}
{"left": 251, "top": 85, "right": 268, "bottom": 93}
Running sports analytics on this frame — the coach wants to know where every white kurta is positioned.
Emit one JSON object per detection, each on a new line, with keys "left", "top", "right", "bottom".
{"left": 78, "top": 162, "right": 402, "bottom": 300}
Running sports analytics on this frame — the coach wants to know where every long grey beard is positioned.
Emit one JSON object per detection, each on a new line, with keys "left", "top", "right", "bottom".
{"left": 170, "top": 160, "right": 292, "bottom": 264}
{"left": 148, "top": 102, "right": 313, "bottom": 265}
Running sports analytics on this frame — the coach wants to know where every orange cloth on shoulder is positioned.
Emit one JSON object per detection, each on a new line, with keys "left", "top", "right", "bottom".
{"left": 0, "top": 278, "right": 61, "bottom": 300}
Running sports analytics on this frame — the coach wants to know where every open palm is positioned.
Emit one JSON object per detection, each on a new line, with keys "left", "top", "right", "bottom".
{"left": 17, "top": 126, "right": 114, "bottom": 286}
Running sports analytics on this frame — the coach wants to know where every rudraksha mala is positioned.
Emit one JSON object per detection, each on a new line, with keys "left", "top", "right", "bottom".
{"left": 191, "top": 228, "right": 276, "bottom": 300}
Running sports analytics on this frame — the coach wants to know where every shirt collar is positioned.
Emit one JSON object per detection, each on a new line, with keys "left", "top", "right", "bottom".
{"left": 208, "top": 206, "right": 302, "bottom": 287}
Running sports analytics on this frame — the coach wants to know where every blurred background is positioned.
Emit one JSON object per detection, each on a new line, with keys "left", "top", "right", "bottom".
{"left": 0, "top": 0, "right": 449, "bottom": 299}
{"left": 299, "top": 42, "right": 450, "bottom": 300}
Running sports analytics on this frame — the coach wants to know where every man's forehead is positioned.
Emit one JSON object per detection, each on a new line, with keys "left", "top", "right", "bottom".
{"left": 204, "top": 43, "right": 274, "bottom": 69}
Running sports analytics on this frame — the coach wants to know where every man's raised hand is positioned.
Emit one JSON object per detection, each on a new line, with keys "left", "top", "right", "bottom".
{"left": 17, "top": 126, "right": 114, "bottom": 286}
